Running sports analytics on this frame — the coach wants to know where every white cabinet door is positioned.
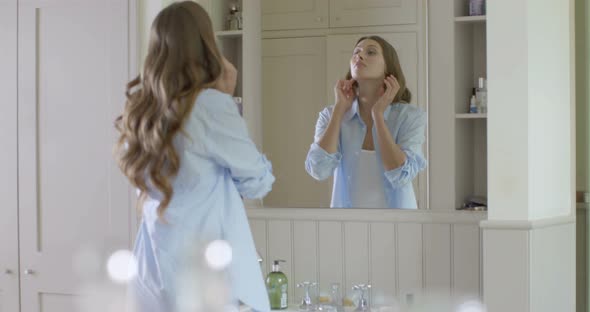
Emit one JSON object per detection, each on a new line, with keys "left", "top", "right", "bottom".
{"left": 262, "top": 37, "right": 332, "bottom": 208}
{"left": 262, "top": 0, "right": 328, "bottom": 30}
{"left": 0, "top": 0, "right": 21, "bottom": 311}
{"left": 17, "top": 0, "right": 132, "bottom": 311}
{"left": 329, "top": 0, "right": 418, "bottom": 28}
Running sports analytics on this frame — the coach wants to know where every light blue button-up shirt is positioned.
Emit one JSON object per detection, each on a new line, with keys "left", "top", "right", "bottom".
{"left": 305, "top": 99, "right": 426, "bottom": 209}
{"left": 130, "top": 89, "right": 274, "bottom": 312}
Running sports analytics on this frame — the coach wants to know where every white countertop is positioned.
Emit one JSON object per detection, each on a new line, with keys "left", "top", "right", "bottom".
{"left": 271, "top": 305, "right": 357, "bottom": 312}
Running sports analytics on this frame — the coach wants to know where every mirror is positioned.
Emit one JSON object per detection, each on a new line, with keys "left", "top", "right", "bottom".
{"left": 260, "top": 33, "right": 428, "bottom": 209}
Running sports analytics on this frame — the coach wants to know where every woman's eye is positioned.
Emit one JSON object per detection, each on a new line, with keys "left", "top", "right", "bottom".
{"left": 368, "top": 50, "right": 377, "bottom": 55}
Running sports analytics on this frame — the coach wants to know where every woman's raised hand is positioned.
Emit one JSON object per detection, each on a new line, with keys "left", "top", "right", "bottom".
{"left": 372, "top": 75, "right": 400, "bottom": 120}
{"left": 214, "top": 57, "right": 238, "bottom": 95}
{"left": 334, "top": 79, "right": 355, "bottom": 115}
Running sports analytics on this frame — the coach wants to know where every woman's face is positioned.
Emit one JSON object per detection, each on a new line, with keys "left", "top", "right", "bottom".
{"left": 350, "top": 39, "right": 386, "bottom": 81}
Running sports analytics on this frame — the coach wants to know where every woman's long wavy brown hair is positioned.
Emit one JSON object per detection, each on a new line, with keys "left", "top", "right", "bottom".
{"left": 114, "top": 1, "right": 223, "bottom": 218}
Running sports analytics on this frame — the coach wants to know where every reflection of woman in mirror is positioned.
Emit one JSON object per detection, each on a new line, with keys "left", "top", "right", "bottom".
{"left": 305, "top": 36, "right": 426, "bottom": 209}
{"left": 114, "top": 2, "right": 274, "bottom": 311}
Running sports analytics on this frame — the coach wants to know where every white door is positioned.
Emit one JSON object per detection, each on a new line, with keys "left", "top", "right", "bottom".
{"left": 0, "top": 0, "right": 21, "bottom": 311}
{"left": 261, "top": 0, "right": 328, "bottom": 31}
{"left": 326, "top": 34, "right": 426, "bottom": 208}
{"left": 17, "top": 0, "right": 132, "bottom": 311}
{"left": 261, "top": 37, "right": 332, "bottom": 208}
{"left": 329, "top": 0, "right": 418, "bottom": 28}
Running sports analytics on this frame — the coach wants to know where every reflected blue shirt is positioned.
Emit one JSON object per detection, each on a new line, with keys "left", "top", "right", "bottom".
{"left": 130, "top": 89, "right": 274, "bottom": 312}
{"left": 305, "top": 99, "right": 426, "bottom": 209}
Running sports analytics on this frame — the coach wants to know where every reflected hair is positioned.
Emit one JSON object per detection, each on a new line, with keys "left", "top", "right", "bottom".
{"left": 345, "top": 35, "right": 412, "bottom": 103}
{"left": 114, "top": 1, "right": 223, "bottom": 218}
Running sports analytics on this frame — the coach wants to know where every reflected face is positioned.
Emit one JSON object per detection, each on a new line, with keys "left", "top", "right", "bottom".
{"left": 350, "top": 39, "right": 386, "bottom": 81}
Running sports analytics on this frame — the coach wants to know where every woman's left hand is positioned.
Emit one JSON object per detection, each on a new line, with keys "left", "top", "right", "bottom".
{"left": 372, "top": 75, "right": 400, "bottom": 120}
{"left": 214, "top": 57, "right": 238, "bottom": 95}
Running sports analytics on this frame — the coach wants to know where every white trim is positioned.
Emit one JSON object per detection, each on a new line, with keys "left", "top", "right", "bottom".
{"left": 246, "top": 208, "right": 486, "bottom": 224}
{"left": 454, "top": 16, "right": 486, "bottom": 23}
{"left": 480, "top": 215, "right": 576, "bottom": 230}
{"left": 128, "top": 0, "right": 139, "bottom": 248}
{"left": 215, "top": 30, "right": 243, "bottom": 38}
{"left": 456, "top": 113, "right": 487, "bottom": 119}
{"left": 262, "top": 24, "right": 423, "bottom": 39}
{"left": 423, "top": 0, "right": 430, "bottom": 211}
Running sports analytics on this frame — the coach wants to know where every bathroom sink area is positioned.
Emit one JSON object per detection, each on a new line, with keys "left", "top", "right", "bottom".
{"left": 271, "top": 306, "right": 357, "bottom": 312}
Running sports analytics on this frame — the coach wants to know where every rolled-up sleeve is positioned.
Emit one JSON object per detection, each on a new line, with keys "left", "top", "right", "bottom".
{"left": 384, "top": 109, "right": 427, "bottom": 189}
{"left": 197, "top": 91, "right": 275, "bottom": 199}
{"left": 305, "top": 107, "right": 342, "bottom": 181}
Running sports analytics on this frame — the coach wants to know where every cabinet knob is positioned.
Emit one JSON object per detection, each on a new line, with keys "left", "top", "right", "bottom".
{"left": 24, "top": 269, "right": 35, "bottom": 275}
{"left": 316, "top": 16, "right": 323, "bottom": 22}
{"left": 335, "top": 17, "right": 341, "bottom": 21}
{"left": 4, "top": 269, "right": 12, "bottom": 274}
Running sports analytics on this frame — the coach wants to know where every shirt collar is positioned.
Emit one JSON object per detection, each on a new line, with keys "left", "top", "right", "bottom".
{"left": 343, "top": 98, "right": 394, "bottom": 121}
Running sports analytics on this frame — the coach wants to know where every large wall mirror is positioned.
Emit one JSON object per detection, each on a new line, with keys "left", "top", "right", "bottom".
{"left": 260, "top": 32, "right": 428, "bottom": 209}
{"left": 201, "top": 0, "right": 488, "bottom": 210}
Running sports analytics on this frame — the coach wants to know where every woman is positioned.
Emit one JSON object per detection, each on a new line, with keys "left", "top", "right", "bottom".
{"left": 114, "top": 2, "right": 274, "bottom": 311}
{"left": 305, "top": 36, "right": 426, "bottom": 209}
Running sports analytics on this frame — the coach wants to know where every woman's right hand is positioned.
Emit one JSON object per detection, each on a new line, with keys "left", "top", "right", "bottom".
{"left": 333, "top": 79, "right": 355, "bottom": 115}
{"left": 214, "top": 57, "right": 238, "bottom": 95}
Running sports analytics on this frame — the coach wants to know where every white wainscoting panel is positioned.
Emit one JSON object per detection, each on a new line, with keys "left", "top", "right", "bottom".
{"left": 248, "top": 208, "right": 485, "bottom": 305}
{"left": 369, "top": 223, "right": 397, "bottom": 305}
{"left": 453, "top": 224, "right": 482, "bottom": 301}
{"left": 423, "top": 224, "right": 452, "bottom": 297}
{"left": 318, "top": 221, "right": 344, "bottom": 297}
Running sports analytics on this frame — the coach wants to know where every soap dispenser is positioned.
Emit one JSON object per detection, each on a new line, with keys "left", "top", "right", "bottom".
{"left": 266, "top": 260, "right": 288, "bottom": 309}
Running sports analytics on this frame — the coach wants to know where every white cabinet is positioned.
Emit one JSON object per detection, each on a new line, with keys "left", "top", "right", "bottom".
{"left": 262, "top": 0, "right": 417, "bottom": 31}
{"left": 261, "top": 0, "right": 329, "bottom": 31}
{"left": 330, "top": 0, "right": 417, "bottom": 28}
{"left": 1, "top": 0, "right": 134, "bottom": 311}
{"left": 261, "top": 37, "right": 332, "bottom": 208}
{"left": 0, "top": 2, "right": 20, "bottom": 312}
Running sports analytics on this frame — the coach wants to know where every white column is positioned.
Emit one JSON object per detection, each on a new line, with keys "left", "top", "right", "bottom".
{"left": 484, "top": 0, "right": 576, "bottom": 311}
{"left": 575, "top": 0, "right": 590, "bottom": 310}
{"left": 487, "top": 0, "right": 575, "bottom": 221}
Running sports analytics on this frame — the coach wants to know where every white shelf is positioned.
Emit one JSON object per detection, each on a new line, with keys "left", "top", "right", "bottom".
{"left": 456, "top": 113, "right": 487, "bottom": 119}
{"left": 454, "top": 15, "right": 486, "bottom": 23}
{"left": 215, "top": 30, "right": 243, "bottom": 38}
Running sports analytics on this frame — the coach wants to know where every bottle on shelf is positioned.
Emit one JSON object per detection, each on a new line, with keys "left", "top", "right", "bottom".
{"left": 469, "top": 95, "right": 477, "bottom": 114}
{"left": 226, "top": 3, "right": 242, "bottom": 31}
{"left": 475, "top": 77, "right": 487, "bottom": 114}
{"left": 469, "top": 0, "right": 486, "bottom": 16}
